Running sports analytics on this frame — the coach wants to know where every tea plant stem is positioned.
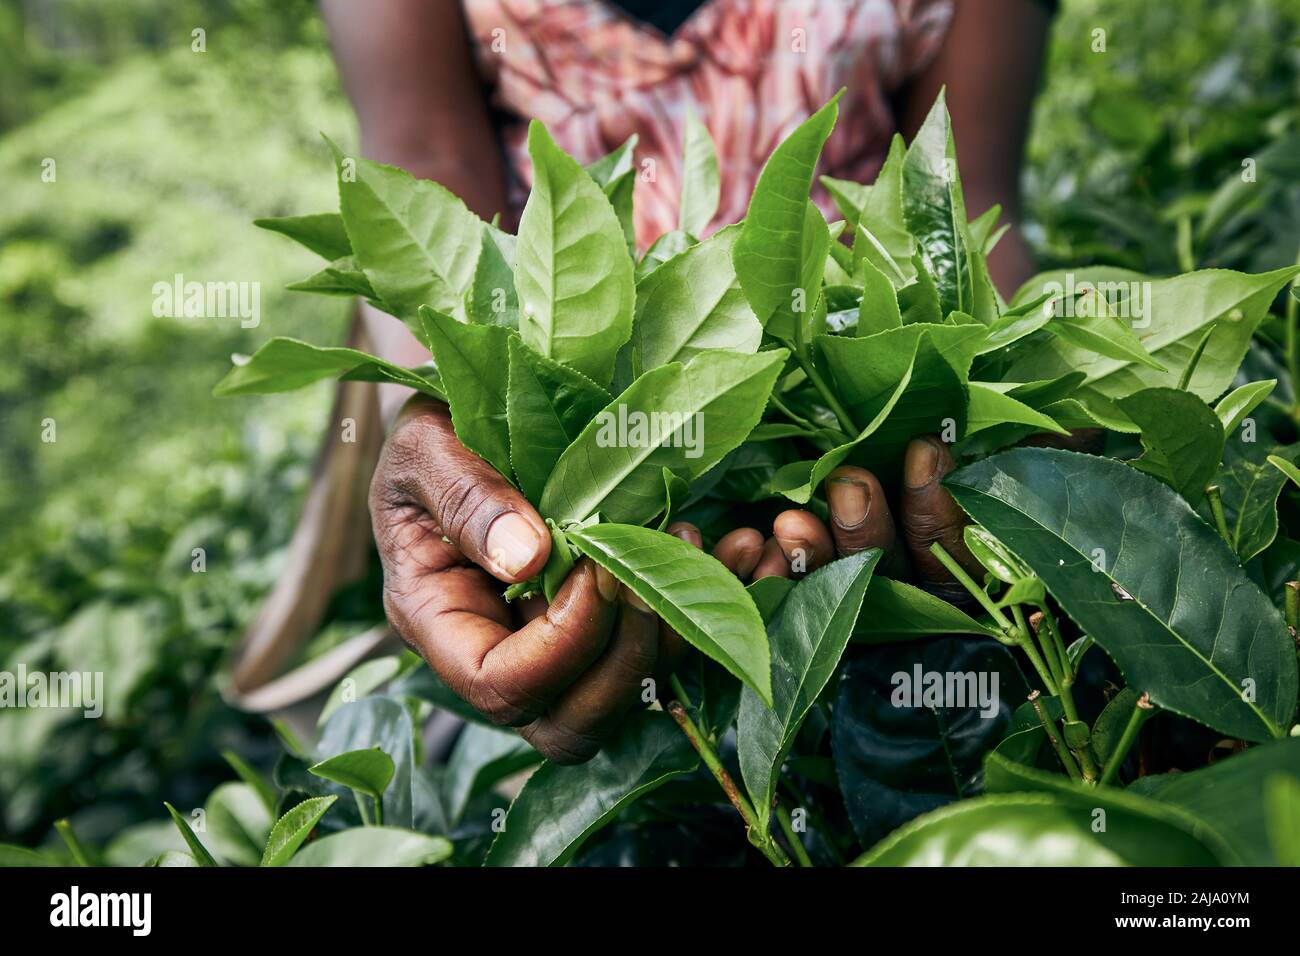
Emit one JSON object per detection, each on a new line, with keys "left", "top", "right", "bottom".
{"left": 372, "top": 796, "right": 383, "bottom": 827}
{"left": 1285, "top": 581, "right": 1299, "bottom": 631}
{"left": 1037, "top": 606, "right": 1073, "bottom": 682}
{"left": 1205, "top": 485, "right": 1233, "bottom": 547}
{"left": 354, "top": 792, "right": 372, "bottom": 826}
{"left": 791, "top": 319, "right": 859, "bottom": 437}
{"left": 54, "top": 819, "right": 92, "bottom": 867}
{"left": 775, "top": 805, "right": 814, "bottom": 867}
{"left": 1030, "top": 691, "right": 1081, "bottom": 782}
{"left": 666, "top": 696, "right": 790, "bottom": 866}
{"left": 1019, "top": 605, "right": 1063, "bottom": 686}
{"left": 928, "top": 542, "right": 1012, "bottom": 632}
{"left": 1099, "top": 693, "right": 1156, "bottom": 786}
{"left": 768, "top": 393, "right": 819, "bottom": 434}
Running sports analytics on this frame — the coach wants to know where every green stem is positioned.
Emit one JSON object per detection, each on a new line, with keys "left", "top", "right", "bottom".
{"left": 1031, "top": 692, "right": 1081, "bottom": 782}
{"left": 1177, "top": 326, "right": 1214, "bottom": 391}
{"left": 1008, "top": 605, "right": 1058, "bottom": 696}
{"left": 775, "top": 805, "right": 814, "bottom": 867}
{"left": 55, "top": 819, "right": 92, "bottom": 867}
{"left": 1205, "top": 485, "right": 1233, "bottom": 547}
{"left": 794, "top": 352, "right": 858, "bottom": 438}
{"left": 1285, "top": 581, "right": 1299, "bottom": 632}
{"left": 372, "top": 795, "right": 383, "bottom": 828}
{"left": 769, "top": 393, "right": 821, "bottom": 434}
{"left": 1037, "top": 606, "right": 1074, "bottom": 682}
{"left": 354, "top": 791, "right": 372, "bottom": 826}
{"left": 1019, "top": 606, "right": 1063, "bottom": 686}
{"left": 666, "top": 696, "right": 790, "bottom": 866}
{"left": 928, "top": 542, "right": 1014, "bottom": 634}
{"left": 1175, "top": 212, "right": 1195, "bottom": 274}
{"left": 1099, "top": 693, "right": 1156, "bottom": 786}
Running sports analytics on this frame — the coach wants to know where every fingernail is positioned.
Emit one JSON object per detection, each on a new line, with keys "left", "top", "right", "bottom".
{"left": 595, "top": 565, "right": 620, "bottom": 602}
{"left": 828, "top": 477, "right": 870, "bottom": 528}
{"left": 905, "top": 437, "right": 942, "bottom": 489}
{"left": 668, "top": 523, "right": 703, "bottom": 548}
{"left": 484, "top": 512, "right": 543, "bottom": 578}
{"left": 734, "top": 544, "right": 763, "bottom": 578}
{"left": 622, "top": 586, "right": 653, "bottom": 614}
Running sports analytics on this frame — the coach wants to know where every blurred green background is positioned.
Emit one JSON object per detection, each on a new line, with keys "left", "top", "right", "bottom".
{"left": 1, "top": 0, "right": 1297, "bottom": 851}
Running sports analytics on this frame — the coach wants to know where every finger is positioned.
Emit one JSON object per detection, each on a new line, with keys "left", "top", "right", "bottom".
{"left": 521, "top": 594, "right": 660, "bottom": 764}
{"left": 900, "top": 436, "right": 984, "bottom": 597}
{"left": 825, "top": 466, "right": 897, "bottom": 559}
{"left": 712, "top": 528, "right": 765, "bottom": 578}
{"left": 774, "top": 509, "right": 835, "bottom": 574}
{"left": 751, "top": 536, "right": 792, "bottom": 580}
{"left": 666, "top": 521, "right": 702, "bottom": 549}
{"left": 376, "top": 397, "right": 549, "bottom": 582}
{"left": 390, "top": 558, "right": 620, "bottom": 726}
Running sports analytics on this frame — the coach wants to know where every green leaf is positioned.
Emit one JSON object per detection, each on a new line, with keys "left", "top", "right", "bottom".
{"left": 1268, "top": 453, "right": 1300, "bottom": 489}
{"left": 679, "top": 111, "right": 720, "bottom": 236}
{"left": 507, "top": 336, "right": 612, "bottom": 502}
{"left": 1265, "top": 775, "right": 1300, "bottom": 866}
{"left": 946, "top": 447, "right": 1299, "bottom": 742}
{"left": 901, "top": 90, "right": 972, "bottom": 318}
{"left": 897, "top": 259, "right": 941, "bottom": 325}
{"left": 539, "top": 349, "right": 786, "bottom": 526}
{"left": 254, "top": 212, "right": 351, "bottom": 260}
{"left": 992, "top": 695, "right": 1064, "bottom": 767}
{"left": 148, "top": 851, "right": 200, "bottom": 868}
{"left": 857, "top": 258, "right": 903, "bottom": 335}
{"left": 636, "top": 230, "right": 695, "bottom": 281}
{"left": 260, "top": 796, "right": 338, "bottom": 867}
{"left": 852, "top": 576, "right": 998, "bottom": 642}
{"left": 1127, "top": 738, "right": 1300, "bottom": 866}
{"left": 733, "top": 93, "right": 841, "bottom": 340}
{"left": 654, "top": 467, "right": 690, "bottom": 532}
{"left": 309, "top": 747, "right": 396, "bottom": 801}
{"left": 851, "top": 792, "right": 1214, "bottom": 866}
{"left": 855, "top": 134, "right": 914, "bottom": 284}
{"left": 965, "top": 382, "right": 1068, "bottom": 439}
{"left": 540, "top": 520, "right": 576, "bottom": 603}
{"left": 203, "top": 782, "right": 273, "bottom": 867}
{"left": 1088, "top": 688, "right": 1140, "bottom": 766}
{"left": 417, "top": 307, "right": 513, "bottom": 479}
{"left": 963, "top": 525, "right": 1033, "bottom": 584}
{"left": 163, "top": 802, "right": 218, "bottom": 867}
{"left": 286, "top": 256, "right": 377, "bottom": 299}
{"left": 569, "top": 523, "right": 771, "bottom": 703}
{"left": 516, "top": 120, "right": 635, "bottom": 385}
{"left": 442, "top": 723, "right": 539, "bottom": 826}
{"left": 484, "top": 711, "right": 698, "bottom": 866}
{"left": 468, "top": 222, "right": 520, "bottom": 328}
{"left": 213, "top": 337, "right": 444, "bottom": 399}
{"left": 585, "top": 137, "right": 638, "bottom": 258}
{"left": 738, "top": 550, "right": 879, "bottom": 836}
{"left": 318, "top": 656, "right": 404, "bottom": 728}
{"left": 631, "top": 225, "right": 761, "bottom": 376}
{"left": 0, "top": 845, "right": 58, "bottom": 867}
{"left": 1043, "top": 289, "right": 1166, "bottom": 372}
{"left": 1117, "top": 386, "right": 1224, "bottom": 503}
{"left": 315, "top": 695, "right": 417, "bottom": 828}
{"left": 221, "top": 749, "right": 278, "bottom": 814}
{"left": 814, "top": 323, "right": 978, "bottom": 468}
{"left": 1004, "top": 267, "right": 1300, "bottom": 403}
{"left": 329, "top": 141, "right": 481, "bottom": 323}
{"left": 1215, "top": 379, "right": 1275, "bottom": 435}
{"left": 1210, "top": 454, "right": 1291, "bottom": 562}
{"left": 286, "top": 827, "right": 452, "bottom": 867}
{"left": 982, "top": 752, "right": 1234, "bottom": 864}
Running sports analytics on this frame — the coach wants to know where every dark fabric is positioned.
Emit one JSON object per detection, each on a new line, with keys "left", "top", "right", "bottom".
{"left": 606, "top": 0, "right": 706, "bottom": 36}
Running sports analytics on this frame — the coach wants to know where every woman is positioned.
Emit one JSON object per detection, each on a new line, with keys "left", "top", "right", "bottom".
{"left": 240, "top": 0, "right": 1052, "bottom": 762}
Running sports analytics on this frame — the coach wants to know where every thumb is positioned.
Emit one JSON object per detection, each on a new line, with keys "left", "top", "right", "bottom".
{"left": 379, "top": 397, "right": 550, "bottom": 583}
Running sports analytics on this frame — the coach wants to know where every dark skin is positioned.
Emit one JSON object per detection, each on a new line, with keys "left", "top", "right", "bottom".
{"left": 322, "top": 0, "right": 1051, "bottom": 762}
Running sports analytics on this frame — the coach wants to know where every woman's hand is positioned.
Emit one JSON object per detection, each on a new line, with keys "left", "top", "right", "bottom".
{"left": 370, "top": 395, "right": 681, "bottom": 763}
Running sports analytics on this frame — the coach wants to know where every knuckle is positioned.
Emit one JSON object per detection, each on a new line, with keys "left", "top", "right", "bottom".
{"left": 466, "top": 669, "right": 543, "bottom": 727}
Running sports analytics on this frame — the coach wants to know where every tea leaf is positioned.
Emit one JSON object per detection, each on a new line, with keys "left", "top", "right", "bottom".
{"left": 679, "top": 111, "right": 720, "bottom": 236}
{"left": 286, "top": 827, "right": 452, "bottom": 867}
{"left": 260, "top": 796, "right": 337, "bottom": 867}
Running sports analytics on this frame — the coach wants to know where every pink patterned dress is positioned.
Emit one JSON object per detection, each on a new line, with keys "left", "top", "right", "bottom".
{"left": 462, "top": 0, "right": 955, "bottom": 250}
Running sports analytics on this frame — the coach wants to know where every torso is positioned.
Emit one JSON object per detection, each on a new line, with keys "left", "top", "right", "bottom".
{"left": 463, "top": 0, "right": 954, "bottom": 249}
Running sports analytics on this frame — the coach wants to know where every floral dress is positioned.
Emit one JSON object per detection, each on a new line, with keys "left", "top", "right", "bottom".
{"left": 462, "top": 0, "right": 955, "bottom": 249}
